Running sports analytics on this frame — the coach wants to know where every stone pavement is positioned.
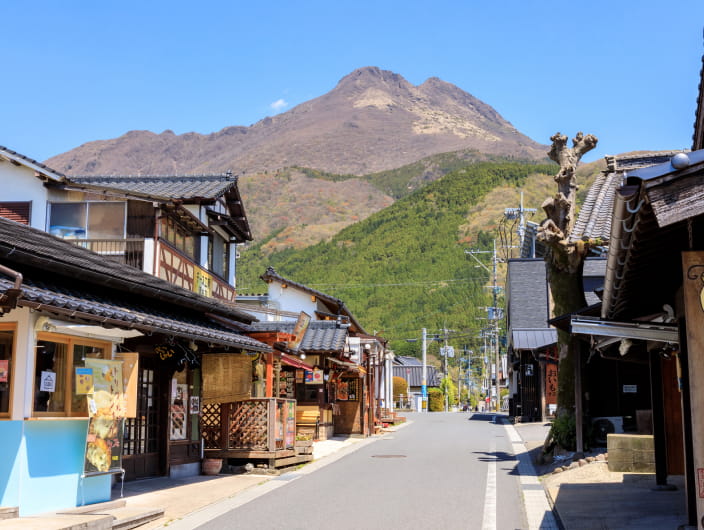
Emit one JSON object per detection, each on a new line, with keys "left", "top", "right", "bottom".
{"left": 0, "top": 414, "right": 693, "bottom": 529}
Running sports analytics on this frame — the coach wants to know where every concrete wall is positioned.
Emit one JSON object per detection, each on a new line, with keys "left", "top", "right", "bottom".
{"left": 0, "top": 160, "right": 50, "bottom": 229}
{"left": 607, "top": 434, "right": 655, "bottom": 473}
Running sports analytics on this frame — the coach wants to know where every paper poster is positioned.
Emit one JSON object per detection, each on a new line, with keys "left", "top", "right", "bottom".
{"left": 189, "top": 395, "right": 200, "bottom": 414}
{"left": 40, "top": 371, "right": 56, "bottom": 392}
{"left": 170, "top": 382, "right": 188, "bottom": 440}
{"left": 0, "top": 360, "right": 8, "bottom": 383}
{"left": 75, "top": 367, "right": 94, "bottom": 394}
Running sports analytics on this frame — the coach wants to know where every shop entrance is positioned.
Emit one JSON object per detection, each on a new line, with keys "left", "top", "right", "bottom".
{"left": 122, "top": 356, "right": 164, "bottom": 480}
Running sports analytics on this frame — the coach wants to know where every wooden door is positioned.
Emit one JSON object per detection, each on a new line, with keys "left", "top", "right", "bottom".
{"left": 122, "top": 356, "right": 164, "bottom": 480}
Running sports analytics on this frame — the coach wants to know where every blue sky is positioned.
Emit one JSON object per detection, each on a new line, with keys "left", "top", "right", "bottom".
{"left": 3, "top": 1, "right": 704, "bottom": 164}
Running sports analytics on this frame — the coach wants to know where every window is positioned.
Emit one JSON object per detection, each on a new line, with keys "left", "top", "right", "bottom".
{"left": 160, "top": 217, "right": 196, "bottom": 259}
{"left": 209, "top": 233, "right": 229, "bottom": 279}
{"left": 48, "top": 202, "right": 126, "bottom": 239}
{"left": 33, "top": 333, "right": 109, "bottom": 417}
{"left": 0, "top": 325, "right": 16, "bottom": 417}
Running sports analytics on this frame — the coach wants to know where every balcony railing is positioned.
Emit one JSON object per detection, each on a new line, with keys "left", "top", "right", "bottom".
{"left": 67, "top": 238, "right": 145, "bottom": 270}
{"left": 201, "top": 398, "right": 296, "bottom": 452}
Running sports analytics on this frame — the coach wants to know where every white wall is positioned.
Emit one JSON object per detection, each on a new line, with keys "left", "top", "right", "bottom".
{"left": 266, "top": 280, "right": 318, "bottom": 320}
{"left": 0, "top": 161, "right": 50, "bottom": 229}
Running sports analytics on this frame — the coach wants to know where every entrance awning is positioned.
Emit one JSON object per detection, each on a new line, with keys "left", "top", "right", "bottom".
{"left": 570, "top": 316, "right": 679, "bottom": 344}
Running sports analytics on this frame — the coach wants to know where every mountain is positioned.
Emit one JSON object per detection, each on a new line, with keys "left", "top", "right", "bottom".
{"left": 46, "top": 67, "right": 547, "bottom": 177}
{"left": 236, "top": 160, "right": 561, "bottom": 354}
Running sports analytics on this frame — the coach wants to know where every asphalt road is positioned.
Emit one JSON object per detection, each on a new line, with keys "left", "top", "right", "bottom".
{"left": 197, "top": 412, "right": 526, "bottom": 530}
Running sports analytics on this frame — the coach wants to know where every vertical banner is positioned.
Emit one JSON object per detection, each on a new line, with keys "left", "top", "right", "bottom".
{"left": 83, "top": 359, "right": 126, "bottom": 475}
{"left": 682, "top": 252, "right": 704, "bottom": 515}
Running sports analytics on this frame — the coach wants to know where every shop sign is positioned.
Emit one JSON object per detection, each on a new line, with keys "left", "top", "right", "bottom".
{"left": 288, "top": 311, "right": 311, "bottom": 351}
{"left": 622, "top": 384, "right": 637, "bottom": 393}
{"left": 305, "top": 369, "right": 324, "bottom": 385}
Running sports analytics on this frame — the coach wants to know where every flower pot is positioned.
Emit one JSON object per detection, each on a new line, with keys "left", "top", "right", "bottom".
{"left": 202, "top": 458, "right": 223, "bottom": 476}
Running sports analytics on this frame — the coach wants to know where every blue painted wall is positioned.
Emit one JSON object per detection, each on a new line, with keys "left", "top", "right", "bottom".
{"left": 0, "top": 421, "right": 23, "bottom": 508}
{"left": 0, "top": 420, "right": 112, "bottom": 516}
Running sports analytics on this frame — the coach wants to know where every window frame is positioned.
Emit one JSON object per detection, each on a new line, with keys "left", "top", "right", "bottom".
{"left": 0, "top": 323, "right": 17, "bottom": 419}
{"left": 47, "top": 201, "right": 127, "bottom": 240}
{"left": 32, "top": 332, "right": 113, "bottom": 418}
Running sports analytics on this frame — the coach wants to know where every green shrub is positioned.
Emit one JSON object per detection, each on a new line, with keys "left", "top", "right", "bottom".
{"left": 392, "top": 376, "right": 409, "bottom": 399}
{"left": 428, "top": 388, "right": 444, "bottom": 412}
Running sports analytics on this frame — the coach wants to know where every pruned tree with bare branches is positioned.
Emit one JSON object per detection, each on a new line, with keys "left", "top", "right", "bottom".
{"left": 538, "top": 131, "right": 598, "bottom": 427}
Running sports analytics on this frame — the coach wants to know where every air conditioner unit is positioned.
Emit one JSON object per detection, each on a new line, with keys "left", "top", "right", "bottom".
{"left": 592, "top": 416, "right": 624, "bottom": 445}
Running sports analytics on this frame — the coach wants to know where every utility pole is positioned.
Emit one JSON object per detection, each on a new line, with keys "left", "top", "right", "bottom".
{"left": 504, "top": 191, "right": 537, "bottom": 258}
{"left": 466, "top": 239, "right": 502, "bottom": 413}
{"left": 422, "top": 327, "right": 427, "bottom": 413}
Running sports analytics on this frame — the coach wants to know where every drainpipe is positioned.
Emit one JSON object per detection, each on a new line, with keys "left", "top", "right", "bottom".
{"left": 0, "top": 263, "right": 23, "bottom": 311}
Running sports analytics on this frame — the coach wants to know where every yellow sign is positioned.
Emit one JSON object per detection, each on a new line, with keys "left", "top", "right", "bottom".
{"left": 194, "top": 268, "right": 213, "bottom": 297}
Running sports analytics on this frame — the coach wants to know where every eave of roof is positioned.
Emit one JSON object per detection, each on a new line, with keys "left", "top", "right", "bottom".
{"left": 0, "top": 216, "right": 257, "bottom": 324}
{"left": 0, "top": 145, "right": 65, "bottom": 181}
{"left": 0, "top": 276, "right": 270, "bottom": 352}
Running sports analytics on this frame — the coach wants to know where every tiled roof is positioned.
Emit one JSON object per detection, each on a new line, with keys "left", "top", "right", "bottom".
{"left": 392, "top": 365, "right": 441, "bottom": 387}
{"left": 250, "top": 320, "right": 349, "bottom": 352}
{"left": 0, "top": 216, "right": 257, "bottom": 323}
{"left": 394, "top": 355, "right": 422, "bottom": 366}
{"left": 0, "top": 145, "right": 65, "bottom": 181}
{"left": 66, "top": 173, "right": 238, "bottom": 201}
{"left": 0, "top": 275, "right": 269, "bottom": 351}
{"left": 693, "top": 53, "right": 704, "bottom": 150}
{"left": 569, "top": 171, "right": 621, "bottom": 244}
{"left": 511, "top": 328, "right": 557, "bottom": 350}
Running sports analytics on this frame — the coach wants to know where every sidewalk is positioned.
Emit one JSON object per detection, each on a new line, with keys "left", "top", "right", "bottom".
{"left": 505, "top": 417, "right": 690, "bottom": 529}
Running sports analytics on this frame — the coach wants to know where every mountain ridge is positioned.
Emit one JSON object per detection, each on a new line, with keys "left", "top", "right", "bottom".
{"left": 46, "top": 66, "right": 547, "bottom": 177}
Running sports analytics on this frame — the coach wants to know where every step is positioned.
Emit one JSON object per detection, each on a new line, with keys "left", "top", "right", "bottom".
{"left": 0, "top": 513, "right": 113, "bottom": 529}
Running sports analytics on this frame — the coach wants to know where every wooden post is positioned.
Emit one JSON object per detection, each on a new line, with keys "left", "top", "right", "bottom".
{"left": 649, "top": 350, "right": 671, "bottom": 488}
{"left": 681, "top": 251, "right": 704, "bottom": 525}
{"left": 574, "top": 337, "right": 584, "bottom": 456}
{"left": 265, "top": 352, "right": 274, "bottom": 397}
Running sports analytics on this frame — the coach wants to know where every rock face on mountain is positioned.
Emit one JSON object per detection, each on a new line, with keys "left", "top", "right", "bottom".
{"left": 46, "top": 67, "right": 546, "bottom": 176}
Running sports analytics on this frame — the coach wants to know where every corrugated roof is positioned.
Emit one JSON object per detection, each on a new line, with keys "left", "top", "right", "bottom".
{"left": 392, "top": 365, "right": 441, "bottom": 387}
{"left": 511, "top": 328, "right": 557, "bottom": 350}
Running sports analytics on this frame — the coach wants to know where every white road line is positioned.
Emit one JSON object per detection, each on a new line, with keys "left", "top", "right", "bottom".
{"left": 482, "top": 439, "right": 497, "bottom": 530}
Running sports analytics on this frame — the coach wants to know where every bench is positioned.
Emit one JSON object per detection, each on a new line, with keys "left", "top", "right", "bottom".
{"left": 296, "top": 406, "right": 320, "bottom": 440}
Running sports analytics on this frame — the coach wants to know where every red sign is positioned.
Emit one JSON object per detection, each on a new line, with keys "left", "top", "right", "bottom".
{"left": 698, "top": 469, "right": 704, "bottom": 498}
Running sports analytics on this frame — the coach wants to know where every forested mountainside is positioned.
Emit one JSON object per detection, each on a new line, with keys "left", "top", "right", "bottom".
{"left": 237, "top": 160, "right": 565, "bottom": 354}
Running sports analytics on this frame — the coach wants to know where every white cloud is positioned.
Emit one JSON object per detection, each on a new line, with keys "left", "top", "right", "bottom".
{"left": 270, "top": 98, "right": 288, "bottom": 112}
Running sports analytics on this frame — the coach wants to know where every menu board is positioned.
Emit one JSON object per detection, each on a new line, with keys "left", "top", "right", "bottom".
{"left": 82, "top": 359, "right": 126, "bottom": 475}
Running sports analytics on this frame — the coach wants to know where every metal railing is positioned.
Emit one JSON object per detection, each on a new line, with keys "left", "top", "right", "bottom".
{"left": 67, "top": 238, "right": 145, "bottom": 269}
